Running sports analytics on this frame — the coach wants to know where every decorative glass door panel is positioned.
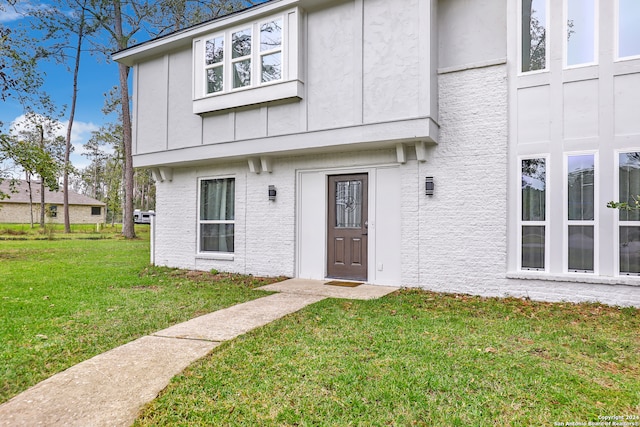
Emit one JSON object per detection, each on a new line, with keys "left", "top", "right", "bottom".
{"left": 327, "top": 174, "right": 368, "bottom": 280}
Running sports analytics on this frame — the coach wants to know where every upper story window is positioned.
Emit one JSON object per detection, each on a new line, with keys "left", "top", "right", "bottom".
{"left": 205, "top": 36, "right": 224, "bottom": 93}
{"left": 199, "top": 16, "right": 286, "bottom": 97}
{"left": 565, "top": 0, "right": 597, "bottom": 67}
{"left": 260, "top": 19, "right": 283, "bottom": 83}
{"left": 193, "top": 8, "right": 302, "bottom": 114}
{"left": 521, "top": 0, "right": 548, "bottom": 73}
{"left": 617, "top": 0, "right": 640, "bottom": 59}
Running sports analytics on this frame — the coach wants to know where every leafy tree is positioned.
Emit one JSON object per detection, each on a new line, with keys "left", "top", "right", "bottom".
{"left": 0, "top": 112, "right": 65, "bottom": 227}
{"left": 30, "top": 0, "right": 100, "bottom": 232}
{"left": 0, "top": 1, "right": 47, "bottom": 198}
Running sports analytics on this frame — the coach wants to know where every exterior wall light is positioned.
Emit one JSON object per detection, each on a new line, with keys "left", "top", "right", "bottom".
{"left": 425, "top": 177, "right": 434, "bottom": 196}
{"left": 268, "top": 185, "right": 277, "bottom": 201}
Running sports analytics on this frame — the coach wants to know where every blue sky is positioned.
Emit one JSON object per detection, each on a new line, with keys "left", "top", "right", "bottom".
{"left": 0, "top": 1, "right": 126, "bottom": 171}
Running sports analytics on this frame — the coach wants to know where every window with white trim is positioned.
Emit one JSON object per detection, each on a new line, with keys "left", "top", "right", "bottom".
{"left": 521, "top": 157, "right": 547, "bottom": 270}
{"left": 566, "top": 154, "right": 596, "bottom": 273}
{"left": 199, "top": 16, "right": 285, "bottom": 97}
{"left": 193, "top": 8, "right": 300, "bottom": 114}
{"left": 521, "top": 0, "right": 548, "bottom": 72}
{"left": 618, "top": 152, "right": 640, "bottom": 275}
{"left": 617, "top": 0, "right": 640, "bottom": 59}
{"left": 205, "top": 35, "right": 224, "bottom": 93}
{"left": 565, "top": 0, "right": 597, "bottom": 67}
{"left": 259, "top": 19, "right": 282, "bottom": 83}
{"left": 199, "top": 178, "right": 235, "bottom": 253}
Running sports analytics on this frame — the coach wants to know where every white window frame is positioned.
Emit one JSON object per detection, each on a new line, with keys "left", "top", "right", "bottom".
{"left": 518, "top": 155, "right": 550, "bottom": 272}
{"left": 615, "top": 0, "right": 640, "bottom": 62}
{"left": 192, "top": 7, "right": 302, "bottom": 114}
{"left": 518, "top": 0, "right": 551, "bottom": 75}
{"left": 197, "top": 176, "right": 236, "bottom": 258}
{"left": 563, "top": 151, "right": 599, "bottom": 274}
{"left": 563, "top": 0, "right": 599, "bottom": 69}
{"left": 258, "top": 17, "right": 284, "bottom": 85}
{"left": 614, "top": 150, "right": 640, "bottom": 276}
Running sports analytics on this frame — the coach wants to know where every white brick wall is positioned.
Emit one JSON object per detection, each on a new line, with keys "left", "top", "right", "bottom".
{"left": 152, "top": 63, "right": 640, "bottom": 307}
{"left": 412, "top": 64, "right": 509, "bottom": 295}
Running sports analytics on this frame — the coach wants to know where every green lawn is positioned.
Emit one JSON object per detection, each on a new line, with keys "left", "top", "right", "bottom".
{"left": 0, "top": 236, "right": 278, "bottom": 403}
{"left": 1, "top": 236, "right": 639, "bottom": 425}
{"left": 0, "top": 222, "right": 130, "bottom": 239}
{"left": 135, "top": 292, "right": 640, "bottom": 426}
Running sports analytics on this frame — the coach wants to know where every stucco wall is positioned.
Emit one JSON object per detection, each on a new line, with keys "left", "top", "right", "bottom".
{"left": 132, "top": 0, "right": 437, "bottom": 163}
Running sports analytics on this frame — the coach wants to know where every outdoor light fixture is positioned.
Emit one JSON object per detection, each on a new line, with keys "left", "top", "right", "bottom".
{"left": 268, "top": 185, "right": 277, "bottom": 201}
{"left": 425, "top": 177, "right": 434, "bottom": 196}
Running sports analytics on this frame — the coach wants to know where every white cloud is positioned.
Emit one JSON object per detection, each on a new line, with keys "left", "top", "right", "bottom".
{"left": 0, "top": 2, "right": 55, "bottom": 23}
{"left": 0, "top": 8, "right": 22, "bottom": 23}
{"left": 9, "top": 113, "right": 104, "bottom": 171}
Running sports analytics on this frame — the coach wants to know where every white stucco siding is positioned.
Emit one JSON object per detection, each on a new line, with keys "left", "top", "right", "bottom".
{"left": 438, "top": 0, "right": 507, "bottom": 70}
{"left": 362, "top": 0, "right": 421, "bottom": 123}
{"left": 306, "top": 0, "right": 356, "bottom": 131}
{"left": 135, "top": 57, "right": 169, "bottom": 154}
{"left": 130, "top": 0, "right": 438, "bottom": 163}
{"left": 168, "top": 49, "right": 202, "bottom": 150}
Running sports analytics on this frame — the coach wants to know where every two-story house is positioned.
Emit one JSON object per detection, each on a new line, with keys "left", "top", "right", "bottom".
{"left": 114, "top": 0, "right": 640, "bottom": 307}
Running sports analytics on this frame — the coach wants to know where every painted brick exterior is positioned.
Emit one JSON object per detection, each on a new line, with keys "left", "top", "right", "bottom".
{"left": 414, "top": 64, "right": 509, "bottom": 295}
{"left": 151, "top": 63, "right": 640, "bottom": 307}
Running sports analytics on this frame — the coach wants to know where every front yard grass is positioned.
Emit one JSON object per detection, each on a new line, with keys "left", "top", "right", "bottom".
{"left": 136, "top": 291, "right": 640, "bottom": 426}
{"left": 0, "top": 237, "right": 278, "bottom": 403}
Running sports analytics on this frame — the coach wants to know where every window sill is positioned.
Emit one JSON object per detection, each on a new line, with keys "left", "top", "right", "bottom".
{"left": 193, "top": 79, "right": 303, "bottom": 114}
{"left": 507, "top": 271, "right": 640, "bottom": 288}
{"left": 196, "top": 253, "right": 234, "bottom": 261}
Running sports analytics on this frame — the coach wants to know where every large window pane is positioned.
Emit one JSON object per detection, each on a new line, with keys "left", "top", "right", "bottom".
{"left": 522, "top": 158, "right": 546, "bottom": 221}
{"left": 200, "top": 224, "right": 235, "bottom": 253}
{"left": 335, "top": 180, "right": 363, "bottom": 228}
{"left": 522, "top": 226, "right": 545, "bottom": 269}
{"left": 205, "top": 36, "right": 224, "bottom": 65}
{"left": 200, "top": 179, "right": 235, "bottom": 221}
{"left": 619, "top": 152, "right": 640, "bottom": 221}
{"left": 619, "top": 0, "right": 640, "bottom": 58}
{"left": 232, "top": 28, "right": 252, "bottom": 58}
{"left": 207, "top": 67, "right": 223, "bottom": 94}
{"left": 568, "top": 155, "right": 594, "bottom": 220}
{"left": 568, "top": 225, "right": 594, "bottom": 271}
{"left": 567, "top": 0, "right": 596, "bottom": 66}
{"left": 522, "top": 0, "right": 547, "bottom": 72}
{"left": 261, "top": 52, "right": 281, "bottom": 82}
{"left": 620, "top": 226, "right": 640, "bottom": 274}
{"left": 260, "top": 19, "right": 282, "bottom": 51}
{"left": 233, "top": 60, "right": 251, "bottom": 88}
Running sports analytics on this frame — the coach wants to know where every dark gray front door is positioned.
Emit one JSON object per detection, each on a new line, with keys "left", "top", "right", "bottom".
{"left": 327, "top": 174, "right": 368, "bottom": 281}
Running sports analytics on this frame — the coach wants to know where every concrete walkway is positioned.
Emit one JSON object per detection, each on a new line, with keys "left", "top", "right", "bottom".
{"left": 0, "top": 279, "right": 398, "bottom": 427}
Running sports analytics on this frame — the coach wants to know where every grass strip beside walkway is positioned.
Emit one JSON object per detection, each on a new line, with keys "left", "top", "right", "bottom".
{"left": 0, "top": 238, "right": 278, "bottom": 403}
{"left": 136, "top": 291, "right": 640, "bottom": 426}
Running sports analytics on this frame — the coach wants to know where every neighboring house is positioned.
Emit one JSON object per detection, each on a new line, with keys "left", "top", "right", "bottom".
{"left": 114, "top": 0, "right": 640, "bottom": 307}
{"left": 0, "top": 180, "right": 106, "bottom": 224}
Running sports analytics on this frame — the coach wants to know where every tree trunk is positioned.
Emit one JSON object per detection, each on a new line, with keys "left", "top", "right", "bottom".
{"left": 38, "top": 125, "right": 46, "bottom": 228}
{"left": 64, "top": 7, "right": 85, "bottom": 234}
{"left": 26, "top": 173, "right": 34, "bottom": 228}
{"left": 113, "top": 0, "right": 135, "bottom": 239}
